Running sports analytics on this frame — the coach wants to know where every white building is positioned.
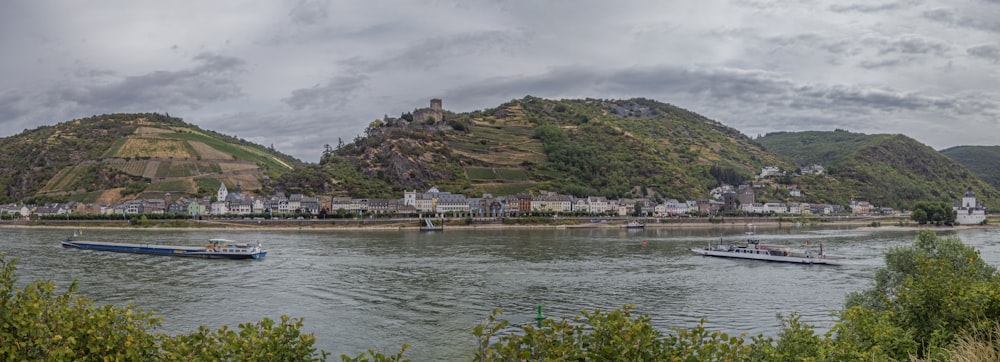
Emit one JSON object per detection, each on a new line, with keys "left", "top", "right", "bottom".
{"left": 954, "top": 187, "right": 987, "bottom": 225}
{"left": 403, "top": 187, "right": 468, "bottom": 214}
{"left": 759, "top": 166, "right": 781, "bottom": 178}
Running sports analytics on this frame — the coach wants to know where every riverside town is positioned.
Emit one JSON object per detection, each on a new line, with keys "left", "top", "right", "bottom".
{"left": 5, "top": 166, "right": 987, "bottom": 225}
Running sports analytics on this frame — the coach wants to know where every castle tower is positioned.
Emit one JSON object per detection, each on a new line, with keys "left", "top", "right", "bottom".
{"left": 430, "top": 98, "right": 442, "bottom": 111}
{"left": 963, "top": 187, "right": 976, "bottom": 208}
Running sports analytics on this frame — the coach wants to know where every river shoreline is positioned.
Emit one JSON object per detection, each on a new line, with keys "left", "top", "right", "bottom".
{"left": 2, "top": 217, "right": 995, "bottom": 232}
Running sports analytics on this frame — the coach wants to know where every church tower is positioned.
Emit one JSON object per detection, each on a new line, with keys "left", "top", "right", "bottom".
{"left": 217, "top": 182, "right": 229, "bottom": 202}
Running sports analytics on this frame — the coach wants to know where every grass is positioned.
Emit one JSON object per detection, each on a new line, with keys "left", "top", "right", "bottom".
{"left": 113, "top": 138, "right": 196, "bottom": 159}
{"left": 65, "top": 191, "right": 105, "bottom": 204}
{"left": 106, "top": 160, "right": 153, "bottom": 176}
{"left": 495, "top": 168, "right": 528, "bottom": 180}
{"left": 473, "top": 182, "right": 535, "bottom": 196}
{"left": 39, "top": 166, "right": 77, "bottom": 193}
{"left": 154, "top": 161, "right": 195, "bottom": 178}
{"left": 163, "top": 131, "right": 293, "bottom": 171}
{"left": 146, "top": 180, "right": 193, "bottom": 192}
{"left": 101, "top": 138, "right": 129, "bottom": 158}
{"left": 194, "top": 178, "right": 223, "bottom": 194}
{"left": 465, "top": 167, "right": 530, "bottom": 181}
{"left": 196, "top": 162, "right": 223, "bottom": 174}
{"left": 466, "top": 167, "right": 496, "bottom": 180}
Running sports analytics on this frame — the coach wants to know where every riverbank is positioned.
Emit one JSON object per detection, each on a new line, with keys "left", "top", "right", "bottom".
{"left": 3, "top": 215, "right": 995, "bottom": 232}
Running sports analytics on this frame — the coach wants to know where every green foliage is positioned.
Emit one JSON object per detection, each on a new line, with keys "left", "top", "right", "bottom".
{"left": 281, "top": 157, "right": 394, "bottom": 198}
{"left": 316, "top": 97, "right": 788, "bottom": 200}
{"left": 158, "top": 316, "right": 330, "bottom": 361}
{"left": 761, "top": 131, "right": 1000, "bottom": 210}
{"left": 910, "top": 200, "right": 957, "bottom": 225}
{"left": 163, "top": 131, "right": 299, "bottom": 173}
{"left": 120, "top": 181, "right": 149, "bottom": 197}
{"left": 0, "top": 254, "right": 331, "bottom": 361}
{"left": 757, "top": 130, "right": 881, "bottom": 166}
{"left": 338, "top": 344, "right": 410, "bottom": 362}
{"left": 942, "top": 145, "right": 1000, "bottom": 191}
{"left": 471, "top": 231, "right": 1000, "bottom": 361}
{"left": 842, "top": 230, "right": 1000, "bottom": 359}
{"left": 0, "top": 255, "right": 161, "bottom": 361}
{"left": 0, "top": 112, "right": 301, "bottom": 202}
{"left": 473, "top": 305, "right": 851, "bottom": 361}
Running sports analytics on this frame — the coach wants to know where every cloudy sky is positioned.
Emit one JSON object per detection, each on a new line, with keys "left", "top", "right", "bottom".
{"left": 2, "top": 0, "right": 999, "bottom": 162}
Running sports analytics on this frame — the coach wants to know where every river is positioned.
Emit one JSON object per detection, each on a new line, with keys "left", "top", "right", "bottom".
{"left": 2, "top": 225, "right": 999, "bottom": 360}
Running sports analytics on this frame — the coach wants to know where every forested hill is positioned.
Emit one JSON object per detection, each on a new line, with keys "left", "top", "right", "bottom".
{"left": 0, "top": 113, "right": 302, "bottom": 204}
{"left": 280, "top": 97, "right": 794, "bottom": 201}
{"left": 758, "top": 130, "right": 999, "bottom": 209}
{"left": 941, "top": 145, "right": 1000, "bottom": 191}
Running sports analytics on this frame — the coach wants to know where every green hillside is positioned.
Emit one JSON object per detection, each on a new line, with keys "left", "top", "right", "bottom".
{"left": 941, "top": 146, "right": 1000, "bottom": 191}
{"left": 758, "top": 131, "right": 999, "bottom": 209}
{"left": 0, "top": 113, "right": 302, "bottom": 204}
{"left": 280, "top": 97, "right": 794, "bottom": 200}
{"left": 754, "top": 129, "right": 887, "bottom": 166}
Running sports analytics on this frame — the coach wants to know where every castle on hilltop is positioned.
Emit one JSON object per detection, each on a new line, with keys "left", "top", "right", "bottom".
{"left": 412, "top": 98, "right": 443, "bottom": 124}
{"left": 383, "top": 99, "right": 444, "bottom": 127}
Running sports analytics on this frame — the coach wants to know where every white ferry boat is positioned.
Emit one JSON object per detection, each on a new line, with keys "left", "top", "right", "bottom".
{"left": 691, "top": 225, "right": 840, "bottom": 265}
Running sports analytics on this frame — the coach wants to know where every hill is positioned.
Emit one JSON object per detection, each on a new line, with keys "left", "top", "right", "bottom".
{"left": 758, "top": 130, "right": 999, "bottom": 210}
{"left": 941, "top": 146, "right": 1000, "bottom": 191}
{"left": 278, "top": 97, "right": 795, "bottom": 200}
{"left": 0, "top": 113, "right": 302, "bottom": 204}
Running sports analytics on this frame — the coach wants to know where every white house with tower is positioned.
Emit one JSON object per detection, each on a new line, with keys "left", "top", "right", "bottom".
{"left": 954, "top": 187, "right": 987, "bottom": 225}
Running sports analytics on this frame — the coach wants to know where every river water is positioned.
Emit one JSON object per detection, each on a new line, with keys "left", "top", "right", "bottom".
{"left": 2, "top": 225, "right": 999, "bottom": 360}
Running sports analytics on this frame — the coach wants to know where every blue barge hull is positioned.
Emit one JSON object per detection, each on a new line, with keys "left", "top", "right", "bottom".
{"left": 61, "top": 239, "right": 267, "bottom": 260}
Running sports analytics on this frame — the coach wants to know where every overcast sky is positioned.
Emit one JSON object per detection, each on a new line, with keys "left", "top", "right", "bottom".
{"left": 2, "top": 0, "right": 998, "bottom": 162}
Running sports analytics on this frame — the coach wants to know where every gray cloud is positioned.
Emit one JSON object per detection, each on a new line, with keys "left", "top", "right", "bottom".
{"left": 829, "top": 1, "right": 914, "bottom": 13}
{"left": 923, "top": 7, "right": 1000, "bottom": 33}
{"left": 3, "top": 0, "right": 1000, "bottom": 161}
{"left": 283, "top": 73, "right": 369, "bottom": 110}
{"left": 47, "top": 53, "right": 246, "bottom": 112}
{"left": 968, "top": 44, "right": 1000, "bottom": 63}
{"left": 339, "top": 30, "right": 528, "bottom": 73}
{"left": 876, "top": 36, "right": 949, "bottom": 55}
{"left": 289, "top": 0, "right": 329, "bottom": 26}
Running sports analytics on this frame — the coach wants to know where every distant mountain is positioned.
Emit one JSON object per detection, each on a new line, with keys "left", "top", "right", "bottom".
{"left": 280, "top": 97, "right": 795, "bottom": 200}
{"left": 941, "top": 146, "right": 1000, "bottom": 191}
{"left": 758, "top": 130, "right": 999, "bottom": 209}
{"left": 0, "top": 113, "right": 302, "bottom": 204}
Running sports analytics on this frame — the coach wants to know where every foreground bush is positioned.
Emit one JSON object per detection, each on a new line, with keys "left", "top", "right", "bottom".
{"left": 0, "top": 254, "right": 330, "bottom": 361}
{"left": 474, "top": 230, "right": 1000, "bottom": 361}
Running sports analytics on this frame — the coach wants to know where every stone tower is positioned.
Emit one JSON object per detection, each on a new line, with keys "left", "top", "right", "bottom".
{"left": 413, "top": 98, "right": 445, "bottom": 124}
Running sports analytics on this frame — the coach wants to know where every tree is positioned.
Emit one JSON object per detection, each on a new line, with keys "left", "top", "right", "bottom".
{"left": 0, "top": 254, "right": 331, "bottom": 361}
{"left": 473, "top": 305, "right": 767, "bottom": 361}
{"left": 841, "top": 230, "right": 1000, "bottom": 359}
{"left": 0, "top": 255, "right": 161, "bottom": 360}
{"left": 910, "top": 201, "right": 957, "bottom": 225}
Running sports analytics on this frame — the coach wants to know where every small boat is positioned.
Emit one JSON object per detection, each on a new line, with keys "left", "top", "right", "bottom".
{"left": 61, "top": 234, "right": 267, "bottom": 260}
{"left": 690, "top": 225, "right": 840, "bottom": 265}
{"left": 623, "top": 220, "right": 645, "bottom": 229}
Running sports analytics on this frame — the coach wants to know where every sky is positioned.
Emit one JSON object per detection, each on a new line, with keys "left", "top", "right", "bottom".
{"left": 2, "top": 0, "right": 999, "bottom": 163}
